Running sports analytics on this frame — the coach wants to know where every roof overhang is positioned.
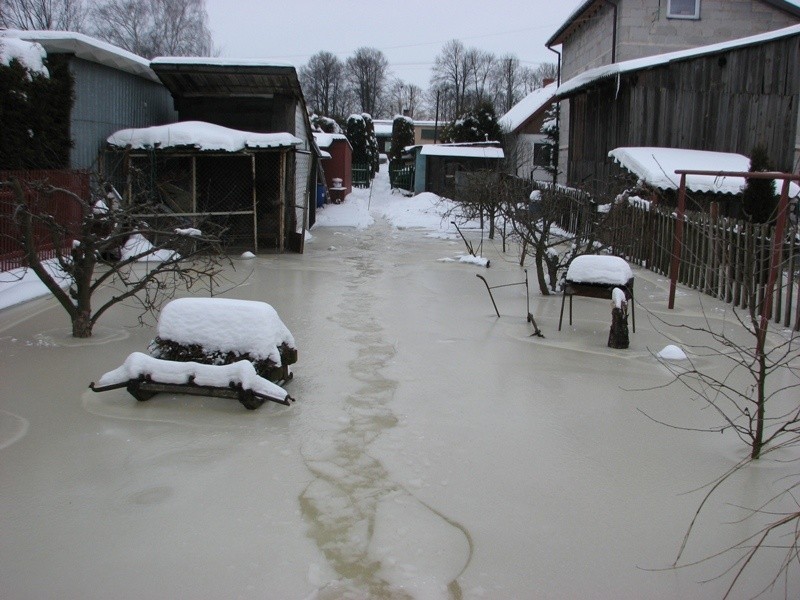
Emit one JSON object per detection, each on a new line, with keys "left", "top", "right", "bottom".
{"left": 609, "top": 147, "right": 800, "bottom": 196}
{"left": 150, "top": 58, "right": 303, "bottom": 100}
{"left": 547, "top": 0, "right": 605, "bottom": 48}
{"left": 1, "top": 29, "right": 157, "bottom": 82}
{"left": 555, "top": 23, "right": 800, "bottom": 98}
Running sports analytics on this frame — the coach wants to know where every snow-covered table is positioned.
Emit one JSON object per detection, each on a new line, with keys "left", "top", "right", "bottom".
{"left": 558, "top": 255, "right": 635, "bottom": 332}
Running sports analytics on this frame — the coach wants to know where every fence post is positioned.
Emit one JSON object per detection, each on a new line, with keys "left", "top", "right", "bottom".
{"left": 668, "top": 174, "right": 687, "bottom": 310}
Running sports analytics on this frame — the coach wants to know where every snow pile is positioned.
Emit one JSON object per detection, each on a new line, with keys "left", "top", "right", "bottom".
{"left": 120, "top": 233, "right": 178, "bottom": 262}
{"left": 0, "top": 259, "right": 71, "bottom": 310}
{"left": 657, "top": 345, "right": 688, "bottom": 360}
{"left": 156, "top": 298, "right": 295, "bottom": 366}
{"left": 314, "top": 195, "right": 374, "bottom": 229}
{"left": 108, "top": 121, "right": 302, "bottom": 152}
{"left": 612, "top": 287, "right": 627, "bottom": 309}
{"left": 567, "top": 255, "right": 633, "bottom": 285}
{"left": 377, "top": 192, "right": 454, "bottom": 230}
{"left": 175, "top": 228, "right": 201, "bottom": 237}
{"left": 0, "top": 36, "right": 48, "bottom": 77}
{"left": 95, "top": 352, "right": 288, "bottom": 401}
{"left": 240, "top": 251, "right": 256, "bottom": 259}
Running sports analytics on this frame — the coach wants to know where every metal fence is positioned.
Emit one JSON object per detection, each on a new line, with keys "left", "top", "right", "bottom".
{"left": 389, "top": 162, "right": 415, "bottom": 191}
{"left": 352, "top": 162, "right": 371, "bottom": 188}
{"left": 0, "top": 170, "right": 88, "bottom": 271}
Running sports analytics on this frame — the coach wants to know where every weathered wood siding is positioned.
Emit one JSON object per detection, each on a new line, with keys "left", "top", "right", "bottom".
{"left": 567, "top": 35, "right": 800, "bottom": 191}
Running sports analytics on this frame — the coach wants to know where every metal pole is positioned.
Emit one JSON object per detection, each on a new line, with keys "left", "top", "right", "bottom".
{"left": 668, "top": 173, "right": 687, "bottom": 309}
{"left": 760, "top": 178, "right": 791, "bottom": 326}
{"left": 251, "top": 154, "right": 258, "bottom": 253}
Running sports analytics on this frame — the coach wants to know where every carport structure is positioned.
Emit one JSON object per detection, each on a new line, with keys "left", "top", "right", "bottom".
{"left": 107, "top": 58, "right": 319, "bottom": 253}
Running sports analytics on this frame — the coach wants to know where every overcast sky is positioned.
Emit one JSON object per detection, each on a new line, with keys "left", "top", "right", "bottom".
{"left": 204, "top": 0, "right": 578, "bottom": 87}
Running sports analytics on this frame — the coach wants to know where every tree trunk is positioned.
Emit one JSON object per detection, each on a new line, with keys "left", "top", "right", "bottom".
{"left": 72, "top": 310, "right": 93, "bottom": 338}
{"left": 608, "top": 306, "right": 629, "bottom": 349}
{"left": 534, "top": 242, "right": 549, "bottom": 295}
{"left": 751, "top": 326, "right": 768, "bottom": 459}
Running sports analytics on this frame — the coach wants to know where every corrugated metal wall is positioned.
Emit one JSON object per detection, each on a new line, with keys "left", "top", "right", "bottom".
{"left": 69, "top": 57, "right": 177, "bottom": 170}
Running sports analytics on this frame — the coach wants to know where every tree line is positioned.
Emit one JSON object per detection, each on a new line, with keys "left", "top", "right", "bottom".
{"left": 2, "top": 1, "right": 557, "bottom": 125}
{"left": 300, "top": 40, "right": 557, "bottom": 125}
{"left": 0, "top": 0, "right": 214, "bottom": 58}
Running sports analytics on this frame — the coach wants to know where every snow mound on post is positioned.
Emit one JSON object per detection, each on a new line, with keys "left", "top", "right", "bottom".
{"left": 96, "top": 352, "right": 288, "bottom": 400}
{"left": 566, "top": 255, "right": 632, "bottom": 285}
{"left": 156, "top": 298, "right": 295, "bottom": 366}
{"left": 612, "top": 287, "right": 627, "bottom": 308}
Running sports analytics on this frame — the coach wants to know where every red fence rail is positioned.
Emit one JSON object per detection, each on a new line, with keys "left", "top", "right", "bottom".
{"left": 0, "top": 170, "right": 89, "bottom": 272}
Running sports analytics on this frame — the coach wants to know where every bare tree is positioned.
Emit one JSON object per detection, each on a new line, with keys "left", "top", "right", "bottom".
{"left": 299, "top": 51, "right": 346, "bottom": 119}
{"left": 345, "top": 46, "right": 388, "bottom": 117}
{"left": 90, "top": 0, "right": 214, "bottom": 59}
{"left": 430, "top": 39, "right": 471, "bottom": 118}
{"left": 1, "top": 176, "right": 227, "bottom": 338}
{"left": 0, "top": 0, "right": 89, "bottom": 30}
{"left": 466, "top": 48, "right": 495, "bottom": 106}
{"left": 385, "top": 78, "right": 422, "bottom": 118}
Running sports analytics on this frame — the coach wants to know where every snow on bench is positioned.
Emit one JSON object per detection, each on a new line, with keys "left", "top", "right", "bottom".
{"left": 91, "top": 352, "right": 293, "bottom": 409}
{"left": 559, "top": 255, "right": 636, "bottom": 332}
{"left": 565, "top": 255, "right": 633, "bottom": 286}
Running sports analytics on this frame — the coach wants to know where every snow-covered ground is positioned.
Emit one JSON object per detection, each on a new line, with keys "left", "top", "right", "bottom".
{"left": 1, "top": 165, "right": 798, "bottom": 599}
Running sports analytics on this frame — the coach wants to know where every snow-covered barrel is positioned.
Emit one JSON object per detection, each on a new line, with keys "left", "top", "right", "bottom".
{"left": 149, "top": 298, "right": 297, "bottom": 382}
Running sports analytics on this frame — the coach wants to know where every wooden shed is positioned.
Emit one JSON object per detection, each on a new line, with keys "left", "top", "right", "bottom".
{"left": 412, "top": 143, "right": 505, "bottom": 197}
{"left": 314, "top": 133, "right": 352, "bottom": 203}
{"left": 142, "top": 59, "right": 320, "bottom": 252}
{"left": 556, "top": 24, "right": 800, "bottom": 195}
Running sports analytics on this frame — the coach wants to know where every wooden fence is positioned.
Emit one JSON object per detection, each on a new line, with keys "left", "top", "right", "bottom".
{"left": 0, "top": 170, "right": 88, "bottom": 271}
{"left": 542, "top": 185, "right": 800, "bottom": 330}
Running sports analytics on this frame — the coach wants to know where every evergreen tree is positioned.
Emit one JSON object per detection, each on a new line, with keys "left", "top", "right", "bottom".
{"left": 0, "top": 54, "right": 73, "bottom": 169}
{"left": 390, "top": 115, "right": 414, "bottom": 162}
{"left": 742, "top": 146, "right": 777, "bottom": 224}
{"left": 441, "top": 101, "right": 503, "bottom": 144}
{"left": 362, "top": 113, "right": 379, "bottom": 176}
{"left": 346, "top": 114, "right": 369, "bottom": 165}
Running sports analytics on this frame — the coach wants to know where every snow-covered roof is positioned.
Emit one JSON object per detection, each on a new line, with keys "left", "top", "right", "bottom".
{"left": 0, "top": 35, "right": 48, "bottom": 76}
{"left": 373, "top": 121, "right": 393, "bottom": 136}
{"left": 420, "top": 145, "right": 504, "bottom": 159}
{"left": 557, "top": 23, "right": 800, "bottom": 97}
{"left": 499, "top": 83, "right": 557, "bottom": 133}
{"left": 107, "top": 121, "right": 302, "bottom": 152}
{"left": 313, "top": 132, "right": 350, "bottom": 149}
{"left": 1, "top": 29, "right": 157, "bottom": 82}
{"left": 151, "top": 57, "right": 293, "bottom": 68}
{"left": 567, "top": 255, "right": 633, "bottom": 285}
{"left": 610, "top": 147, "right": 800, "bottom": 197}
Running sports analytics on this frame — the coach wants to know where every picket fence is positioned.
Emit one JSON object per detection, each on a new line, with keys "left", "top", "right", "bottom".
{"left": 552, "top": 190, "right": 800, "bottom": 330}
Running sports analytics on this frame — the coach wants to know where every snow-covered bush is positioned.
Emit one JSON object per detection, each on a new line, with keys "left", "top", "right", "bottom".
{"left": 149, "top": 298, "right": 298, "bottom": 382}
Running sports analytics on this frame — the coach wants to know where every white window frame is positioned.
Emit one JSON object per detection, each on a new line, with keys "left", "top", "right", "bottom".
{"left": 667, "top": 0, "right": 700, "bottom": 19}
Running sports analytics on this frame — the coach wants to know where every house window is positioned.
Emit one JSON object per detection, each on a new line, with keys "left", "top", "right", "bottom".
{"left": 667, "top": 0, "right": 700, "bottom": 19}
{"left": 533, "top": 143, "right": 553, "bottom": 167}
{"left": 420, "top": 128, "right": 437, "bottom": 141}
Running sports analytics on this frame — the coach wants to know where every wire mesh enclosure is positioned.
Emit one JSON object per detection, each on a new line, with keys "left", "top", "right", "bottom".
{"left": 104, "top": 148, "right": 298, "bottom": 253}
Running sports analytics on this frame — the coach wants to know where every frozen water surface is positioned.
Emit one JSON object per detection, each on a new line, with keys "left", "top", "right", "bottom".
{"left": 1, "top": 166, "right": 798, "bottom": 599}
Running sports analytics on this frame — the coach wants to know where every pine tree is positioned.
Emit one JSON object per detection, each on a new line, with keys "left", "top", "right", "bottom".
{"left": 742, "top": 146, "right": 777, "bottom": 224}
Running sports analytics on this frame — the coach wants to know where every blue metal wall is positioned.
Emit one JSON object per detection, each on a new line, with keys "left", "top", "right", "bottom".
{"left": 68, "top": 57, "right": 177, "bottom": 170}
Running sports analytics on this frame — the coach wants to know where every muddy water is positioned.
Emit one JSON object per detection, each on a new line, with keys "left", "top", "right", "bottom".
{"left": 299, "top": 224, "right": 471, "bottom": 598}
